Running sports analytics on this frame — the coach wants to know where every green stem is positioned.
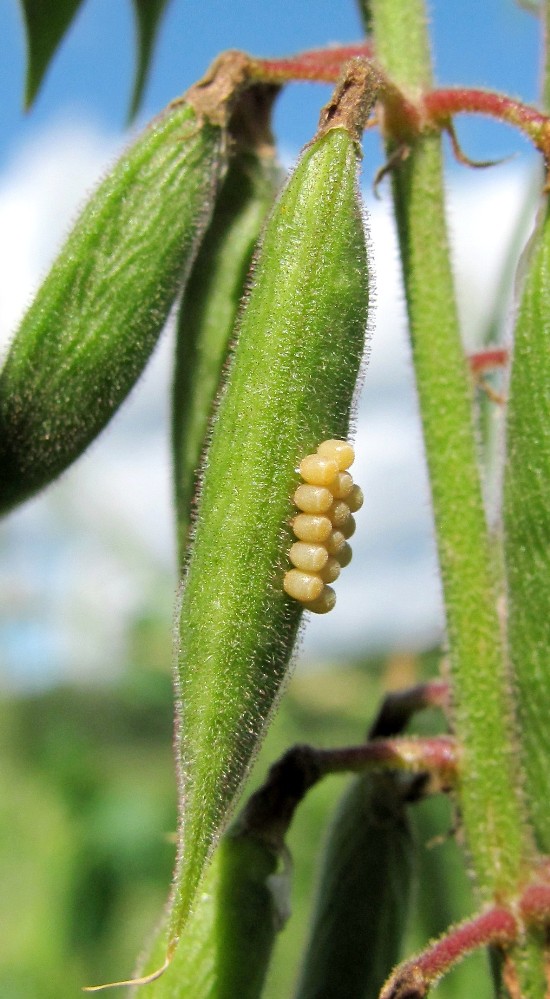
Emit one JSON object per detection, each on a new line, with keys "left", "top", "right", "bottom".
{"left": 543, "top": 0, "right": 550, "bottom": 111}
{"left": 366, "top": 0, "right": 528, "bottom": 901}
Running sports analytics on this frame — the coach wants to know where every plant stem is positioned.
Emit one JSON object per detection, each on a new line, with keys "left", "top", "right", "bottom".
{"left": 544, "top": 0, "right": 550, "bottom": 111}
{"left": 365, "top": 0, "right": 529, "bottom": 902}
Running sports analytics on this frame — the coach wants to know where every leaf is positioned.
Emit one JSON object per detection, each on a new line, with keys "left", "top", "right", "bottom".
{"left": 20, "top": 0, "right": 87, "bottom": 109}
{"left": 128, "top": 0, "right": 173, "bottom": 121}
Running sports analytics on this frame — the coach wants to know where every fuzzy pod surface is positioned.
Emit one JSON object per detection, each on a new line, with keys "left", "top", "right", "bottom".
{"left": 170, "top": 64, "right": 376, "bottom": 947}
{"left": 136, "top": 823, "right": 288, "bottom": 999}
{"left": 295, "top": 773, "right": 414, "bottom": 999}
{"left": 0, "top": 98, "right": 224, "bottom": 514}
{"left": 504, "top": 199, "right": 550, "bottom": 853}
{"left": 172, "top": 143, "right": 282, "bottom": 560}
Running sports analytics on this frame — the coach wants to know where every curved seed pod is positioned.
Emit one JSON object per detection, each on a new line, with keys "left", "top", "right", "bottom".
{"left": 172, "top": 114, "right": 282, "bottom": 559}
{"left": 170, "top": 60, "right": 377, "bottom": 950}
{"left": 0, "top": 52, "right": 258, "bottom": 516}
{"left": 294, "top": 773, "right": 414, "bottom": 999}
{"left": 504, "top": 200, "right": 550, "bottom": 852}
{"left": 137, "top": 822, "right": 290, "bottom": 999}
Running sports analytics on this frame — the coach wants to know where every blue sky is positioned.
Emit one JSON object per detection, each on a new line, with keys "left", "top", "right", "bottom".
{"left": 0, "top": 1, "right": 544, "bottom": 686}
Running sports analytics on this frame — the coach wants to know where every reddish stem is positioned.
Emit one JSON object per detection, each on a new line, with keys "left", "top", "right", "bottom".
{"left": 469, "top": 348, "right": 509, "bottom": 374}
{"left": 316, "top": 735, "right": 458, "bottom": 789}
{"left": 369, "top": 679, "right": 450, "bottom": 738}
{"left": 248, "top": 46, "right": 550, "bottom": 165}
{"left": 520, "top": 883, "right": 550, "bottom": 926}
{"left": 423, "top": 88, "right": 550, "bottom": 161}
{"left": 380, "top": 907, "right": 518, "bottom": 999}
{"left": 249, "top": 43, "right": 374, "bottom": 84}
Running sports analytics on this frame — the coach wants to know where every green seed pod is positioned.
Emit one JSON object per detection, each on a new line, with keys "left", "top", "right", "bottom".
{"left": 0, "top": 53, "right": 258, "bottom": 515}
{"left": 169, "top": 60, "right": 377, "bottom": 950}
{"left": 504, "top": 200, "right": 550, "bottom": 852}
{"left": 136, "top": 819, "right": 290, "bottom": 999}
{"left": 172, "top": 112, "right": 282, "bottom": 559}
{"left": 295, "top": 773, "right": 414, "bottom": 999}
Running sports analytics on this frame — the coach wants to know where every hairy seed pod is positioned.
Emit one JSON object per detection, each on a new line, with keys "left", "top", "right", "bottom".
{"left": 139, "top": 819, "right": 290, "bottom": 998}
{"left": 295, "top": 773, "right": 414, "bottom": 999}
{"left": 172, "top": 111, "right": 282, "bottom": 559}
{"left": 504, "top": 201, "right": 550, "bottom": 852}
{"left": 170, "top": 60, "right": 375, "bottom": 949}
{"left": 0, "top": 99, "right": 225, "bottom": 514}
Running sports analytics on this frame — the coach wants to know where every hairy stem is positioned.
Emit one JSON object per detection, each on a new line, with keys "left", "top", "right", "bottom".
{"left": 366, "top": 0, "right": 528, "bottom": 901}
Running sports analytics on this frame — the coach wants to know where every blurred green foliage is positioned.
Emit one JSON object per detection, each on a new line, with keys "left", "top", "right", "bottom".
{"left": 0, "top": 615, "right": 491, "bottom": 998}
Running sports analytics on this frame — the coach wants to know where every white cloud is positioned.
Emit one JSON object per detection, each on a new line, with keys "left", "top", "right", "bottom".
{"left": 0, "top": 121, "right": 533, "bottom": 686}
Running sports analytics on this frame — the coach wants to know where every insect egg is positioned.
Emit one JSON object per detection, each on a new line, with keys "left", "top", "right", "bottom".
{"left": 329, "top": 471, "right": 354, "bottom": 499}
{"left": 337, "top": 542, "right": 353, "bottom": 568}
{"left": 347, "top": 484, "right": 364, "bottom": 513}
{"left": 325, "top": 528, "right": 346, "bottom": 556}
{"left": 294, "top": 484, "right": 333, "bottom": 514}
{"left": 304, "top": 586, "right": 336, "bottom": 615}
{"left": 299, "top": 454, "right": 339, "bottom": 486}
{"left": 327, "top": 499, "right": 351, "bottom": 528}
{"left": 316, "top": 439, "right": 355, "bottom": 471}
{"left": 285, "top": 440, "right": 359, "bottom": 613}
{"left": 289, "top": 542, "right": 329, "bottom": 572}
{"left": 283, "top": 569, "right": 324, "bottom": 602}
{"left": 341, "top": 515, "right": 356, "bottom": 540}
{"left": 292, "top": 514, "right": 333, "bottom": 543}
{"left": 319, "top": 556, "right": 341, "bottom": 583}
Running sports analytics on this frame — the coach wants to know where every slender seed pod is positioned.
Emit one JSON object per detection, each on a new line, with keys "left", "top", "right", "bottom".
{"left": 504, "top": 200, "right": 550, "bottom": 852}
{"left": 0, "top": 52, "right": 258, "bottom": 515}
{"left": 295, "top": 773, "right": 414, "bottom": 999}
{"left": 137, "top": 821, "right": 290, "bottom": 999}
{"left": 170, "top": 61, "right": 377, "bottom": 951}
{"left": 172, "top": 92, "right": 282, "bottom": 559}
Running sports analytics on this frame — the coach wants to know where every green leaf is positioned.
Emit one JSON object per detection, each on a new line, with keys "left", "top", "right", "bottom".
{"left": 20, "top": 0, "right": 87, "bottom": 109}
{"left": 129, "top": 0, "right": 172, "bottom": 121}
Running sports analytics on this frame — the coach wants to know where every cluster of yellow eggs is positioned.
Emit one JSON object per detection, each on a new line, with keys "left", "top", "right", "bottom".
{"left": 283, "top": 439, "right": 363, "bottom": 614}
